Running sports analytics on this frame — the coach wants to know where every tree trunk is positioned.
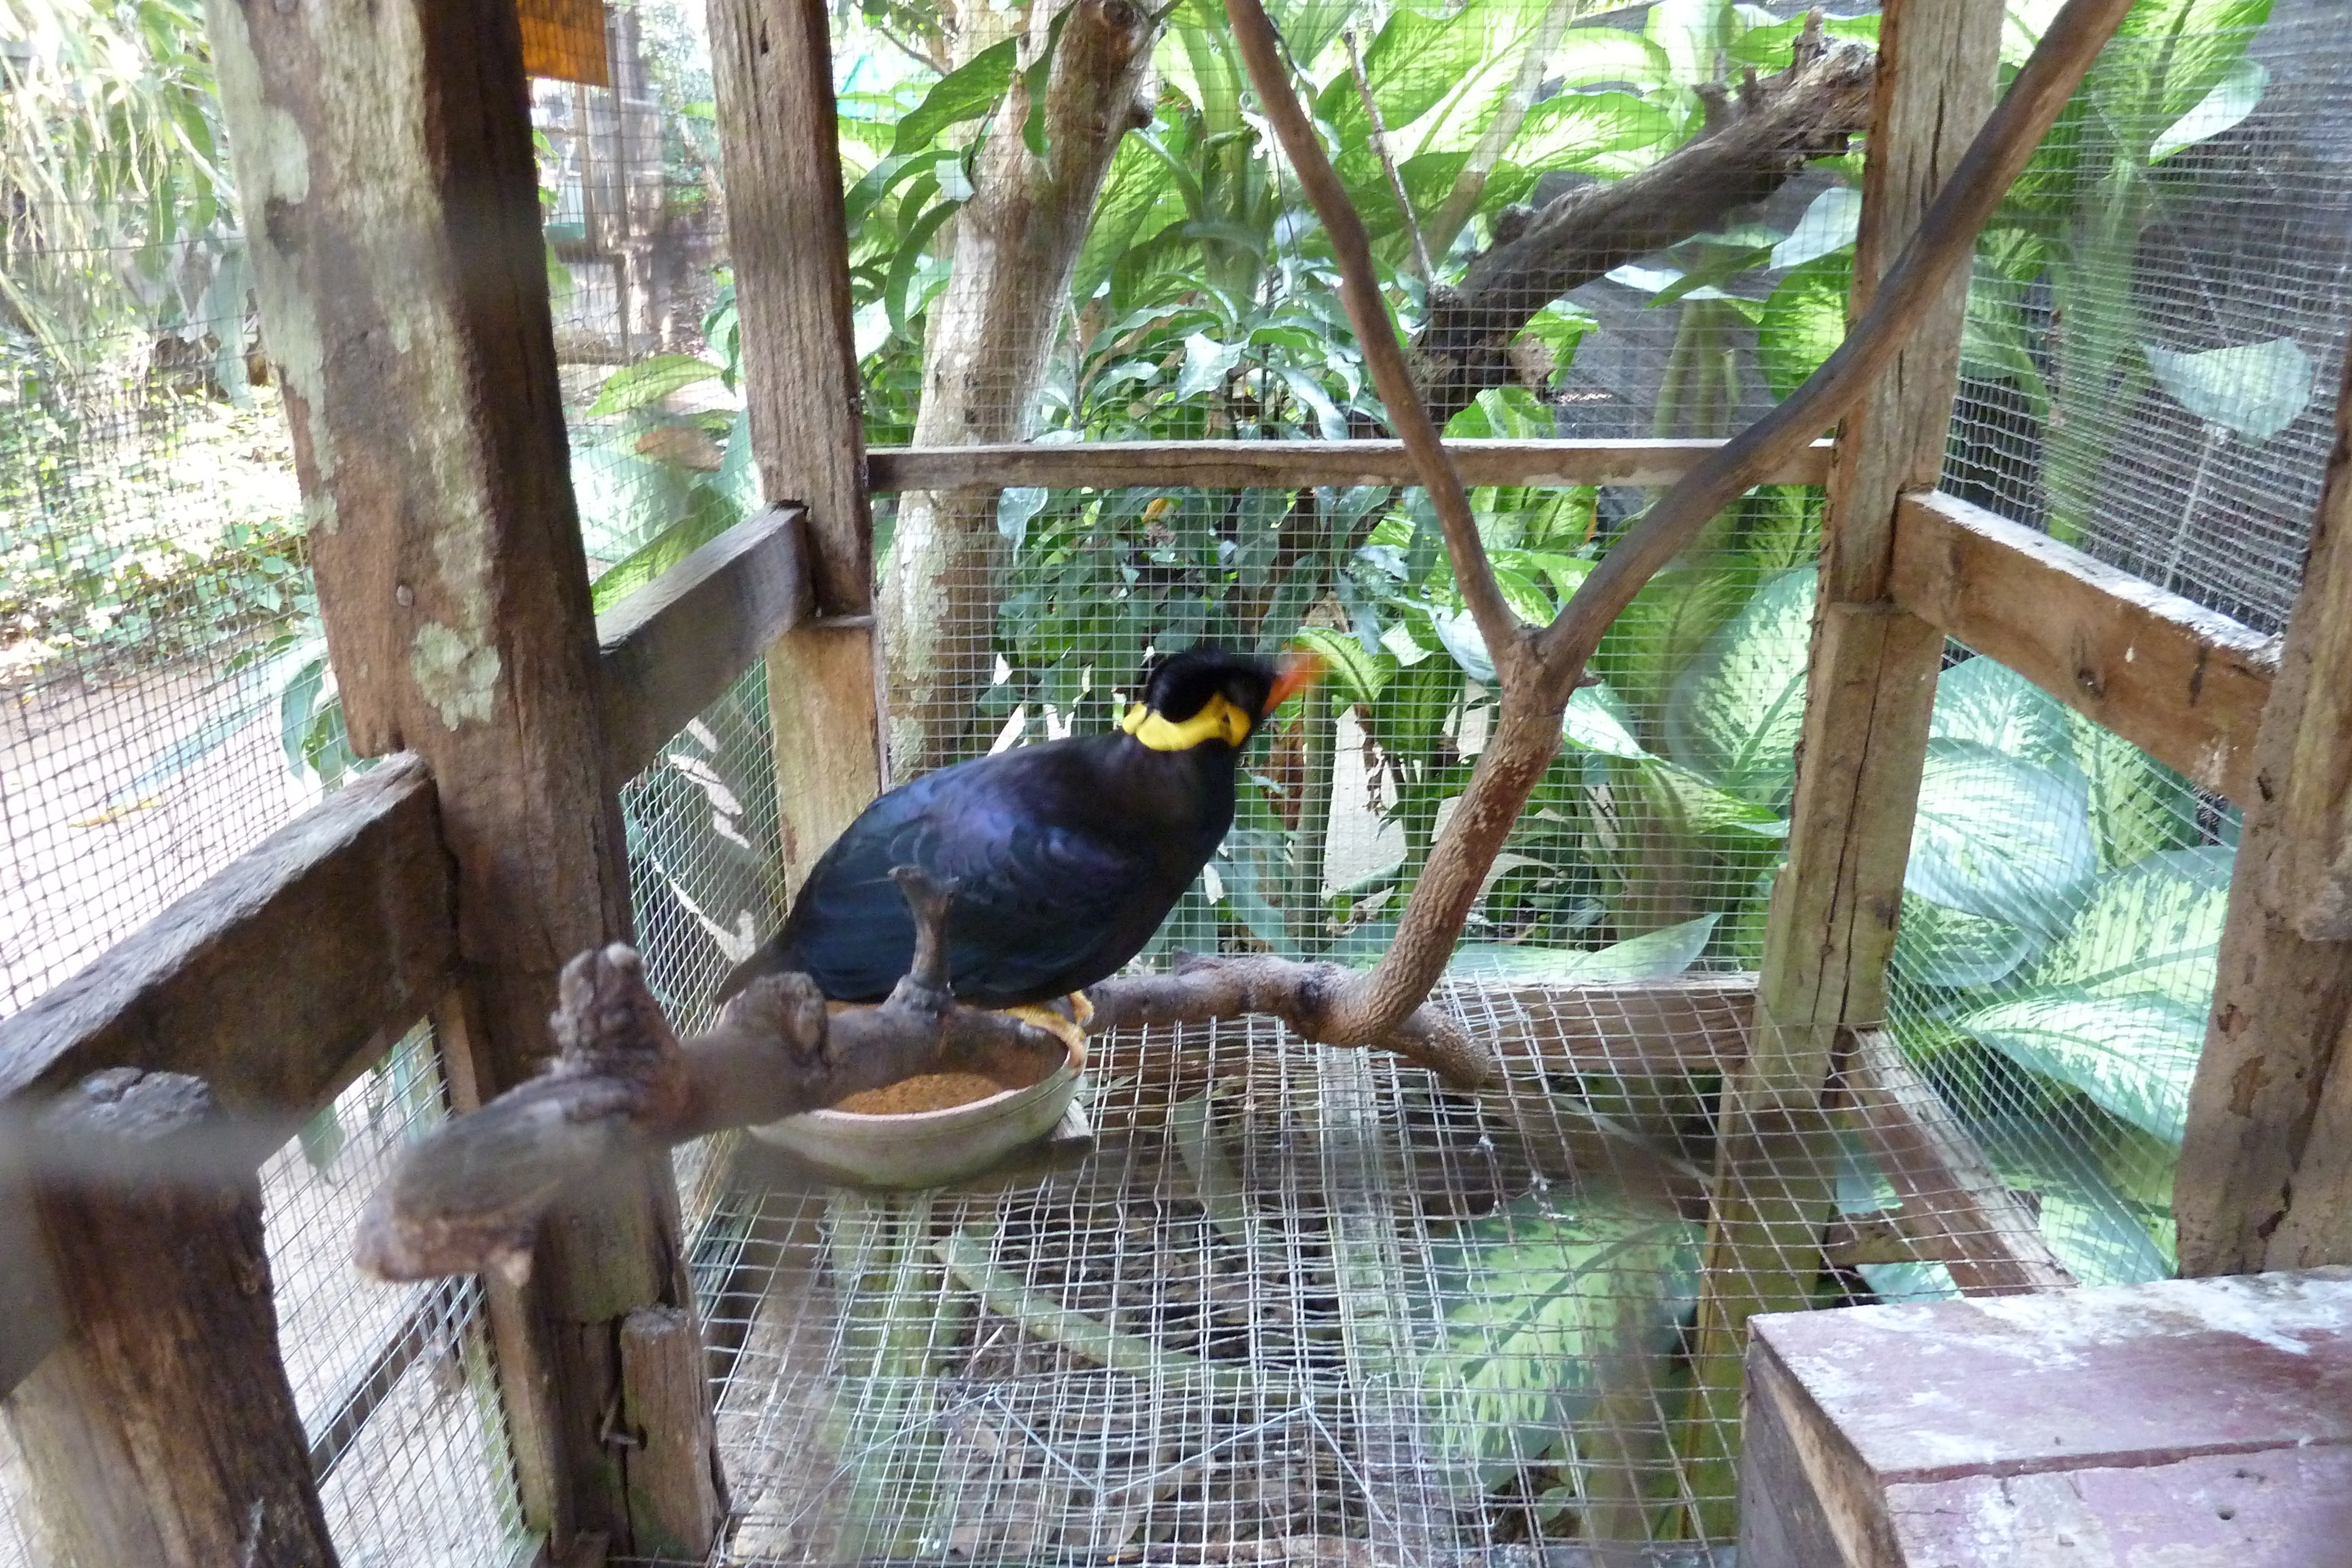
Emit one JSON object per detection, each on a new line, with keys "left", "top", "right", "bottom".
{"left": 879, "top": 0, "right": 1157, "bottom": 778}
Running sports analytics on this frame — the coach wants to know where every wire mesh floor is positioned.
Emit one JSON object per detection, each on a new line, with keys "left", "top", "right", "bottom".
{"left": 672, "top": 979, "right": 1758, "bottom": 1566}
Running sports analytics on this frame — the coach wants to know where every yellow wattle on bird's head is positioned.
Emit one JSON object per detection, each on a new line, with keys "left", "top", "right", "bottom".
{"left": 1121, "top": 694, "right": 1252, "bottom": 751}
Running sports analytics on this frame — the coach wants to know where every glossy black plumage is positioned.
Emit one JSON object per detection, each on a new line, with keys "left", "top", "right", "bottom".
{"left": 714, "top": 648, "right": 1288, "bottom": 1010}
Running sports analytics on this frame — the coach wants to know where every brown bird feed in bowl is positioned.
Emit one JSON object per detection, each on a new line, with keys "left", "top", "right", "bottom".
{"left": 831, "top": 1071, "right": 1011, "bottom": 1116}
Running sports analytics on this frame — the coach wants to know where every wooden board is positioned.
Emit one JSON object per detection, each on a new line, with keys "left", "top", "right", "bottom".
{"left": 866, "top": 437, "right": 1837, "bottom": 494}
{"left": 516, "top": 0, "right": 607, "bottom": 85}
{"left": 1686, "top": 6, "right": 2007, "bottom": 1524}
{"left": 596, "top": 504, "right": 811, "bottom": 788}
{"left": 2179, "top": 337, "right": 2352, "bottom": 1278}
{"left": 0, "top": 755, "right": 453, "bottom": 1115}
{"left": 203, "top": 0, "right": 693, "bottom": 1546}
{"left": 1890, "top": 488, "right": 2278, "bottom": 804}
{"left": 1843, "top": 1031, "right": 2074, "bottom": 1294}
{"left": 2, "top": 1071, "right": 340, "bottom": 1568}
{"left": 1741, "top": 1268, "right": 2352, "bottom": 1567}
{"left": 708, "top": 0, "right": 890, "bottom": 893}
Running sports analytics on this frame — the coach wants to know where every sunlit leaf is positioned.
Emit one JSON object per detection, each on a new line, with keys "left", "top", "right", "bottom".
{"left": 1449, "top": 914, "right": 1716, "bottom": 982}
{"left": 1956, "top": 988, "right": 2204, "bottom": 1144}
{"left": 1662, "top": 566, "right": 1815, "bottom": 805}
{"left": 1907, "top": 739, "right": 2097, "bottom": 935}
{"left": 2143, "top": 335, "right": 2313, "bottom": 443}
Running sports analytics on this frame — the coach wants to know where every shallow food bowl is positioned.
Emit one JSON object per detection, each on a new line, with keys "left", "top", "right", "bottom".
{"left": 747, "top": 1035, "right": 1084, "bottom": 1190}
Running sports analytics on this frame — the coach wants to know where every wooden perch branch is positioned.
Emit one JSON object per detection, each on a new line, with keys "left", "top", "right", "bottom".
{"left": 355, "top": 870, "right": 1068, "bottom": 1282}
{"left": 1209, "top": 0, "right": 2132, "bottom": 1050}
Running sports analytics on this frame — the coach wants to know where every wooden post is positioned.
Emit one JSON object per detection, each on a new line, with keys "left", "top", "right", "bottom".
{"left": 2177, "top": 340, "right": 2352, "bottom": 1276}
{"left": 1679, "top": 0, "right": 2003, "bottom": 1529}
{"left": 1, "top": 1071, "right": 338, "bottom": 1568}
{"left": 202, "top": 0, "right": 716, "bottom": 1553}
{"left": 708, "top": 0, "right": 890, "bottom": 898}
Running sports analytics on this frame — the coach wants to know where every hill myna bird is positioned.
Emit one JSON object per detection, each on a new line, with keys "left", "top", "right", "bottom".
{"left": 713, "top": 644, "right": 1324, "bottom": 1054}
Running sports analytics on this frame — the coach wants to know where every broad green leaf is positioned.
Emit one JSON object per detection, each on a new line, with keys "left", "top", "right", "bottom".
{"left": 2025, "top": 846, "right": 2233, "bottom": 1011}
{"left": 1976, "top": 1119, "right": 2174, "bottom": 1286}
{"left": 573, "top": 448, "right": 691, "bottom": 559}
{"left": 1768, "top": 186, "right": 1861, "bottom": 272}
{"left": 1449, "top": 914, "right": 1717, "bottom": 982}
{"left": 1315, "top": 5, "right": 1488, "bottom": 153}
{"left": 995, "top": 486, "right": 1049, "bottom": 548}
{"left": 2143, "top": 336, "right": 2313, "bottom": 443}
{"left": 2150, "top": 56, "right": 2267, "bottom": 161}
{"left": 1892, "top": 892, "right": 2044, "bottom": 991}
{"left": 589, "top": 354, "right": 724, "bottom": 416}
{"left": 2070, "top": 711, "right": 2198, "bottom": 870}
{"left": 890, "top": 38, "right": 1018, "bottom": 156}
{"left": 1756, "top": 253, "right": 1849, "bottom": 399}
{"left": 1174, "top": 332, "right": 1242, "bottom": 399}
{"left": 1292, "top": 623, "right": 1390, "bottom": 706}
{"left": 1956, "top": 987, "right": 2203, "bottom": 1144}
{"left": 1561, "top": 682, "right": 1648, "bottom": 759}
{"left": 1929, "top": 656, "right": 2076, "bottom": 774}
{"left": 1907, "top": 739, "right": 2097, "bottom": 935}
{"left": 1662, "top": 565, "right": 1815, "bottom": 805}
{"left": 590, "top": 500, "right": 740, "bottom": 613}
{"left": 1424, "top": 1193, "right": 1699, "bottom": 1492}
{"left": 1730, "top": 9, "right": 1878, "bottom": 69}
{"left": 1503, "top": 91, "right": 1675, "bottom": 172}
{"left": 1544, "top": 26, "right": 1673, "bottom": 91}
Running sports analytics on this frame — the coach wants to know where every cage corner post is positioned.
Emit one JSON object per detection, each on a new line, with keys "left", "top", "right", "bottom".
{"left": 2174, "top": 333, "right": 2352, "bottom": 1278}
{"left": 199, "top": 0, "right": 721, "bottom": 1557}
{"left": 707, "top": 0, "right": 891, "bottom": 891}
{"left": 1676, "top": 0, "right": 2005, "bottom": 1534}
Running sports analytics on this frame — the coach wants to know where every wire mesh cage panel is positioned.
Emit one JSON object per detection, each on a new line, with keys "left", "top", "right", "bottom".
{"left": 670, "top": 983, "right": 1749, "bottom": 1566}
{"left": 1943, "top": 0, "right": 2352, "bottom": 634}
{"left": 260, "top": 1021, "right": 534, "bottom": 1568}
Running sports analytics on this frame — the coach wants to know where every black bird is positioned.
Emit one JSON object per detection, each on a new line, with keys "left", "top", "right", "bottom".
{"left": 713, "top": 645, "right": 1323, "bottom": 1032}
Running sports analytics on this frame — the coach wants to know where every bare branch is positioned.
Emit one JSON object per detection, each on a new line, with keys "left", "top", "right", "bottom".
{"left": 1530, "top": 0, "right": 2140, "bottom": 705}
{"left": 1205, "top": 0, "right": 2136, "bottom": 1049}
{"left": 1343, "top": 28, "right": 1433, "bottom": 288}
{"left": 1087, "top": 955, "right": 1498, "bottom": 1088}
{"left": 1225, "top": 0, "right": 1526, "bottom": 684}
{"left": 353, "top": 871, "right": 1068, "bottom": 1283}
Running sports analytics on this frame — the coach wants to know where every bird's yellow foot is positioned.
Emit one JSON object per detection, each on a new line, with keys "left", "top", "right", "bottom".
{"left": 1004, "top": 992, "right": 1093, "bottom": 1069}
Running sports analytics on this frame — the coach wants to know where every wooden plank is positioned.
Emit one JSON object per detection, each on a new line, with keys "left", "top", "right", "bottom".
{"left": 2179, "top": 338, "right": 2352, "bottom": 1278}
{"left": 596, "top": 505, "right": 811, "bottom": 788}
{"left": 709, "top": 0, "right": 890, "bottom": 892}
{"left": 865, "top": 437, "right": 1837, "bottom": 494}
{"left": 0, "top": 755, "right": 454, "bottom": 1115}
{"left": 1685, "top": 4, "right": 2006, "bottom": 1525}
{"left": 616, "top": 1306, "right": 724, "bottom": 1557}
{"left": 203, "top": 0, "right": 698, "bottom": 1549}
{"left": 1891, "top": 488, "right": 2278, "bottom": 804}
{"left": 1464, "top": 974, "right": 1758, "bottom": 1076}
{"left": 1742, "top": 1268, "right": 2352, "bottom": 1567}
{"left": 1843, "top": 1031, "right": 2074, "bottom": 1294}
{"left": 1, "top": 1071, "right": 340, "bottom": 1567}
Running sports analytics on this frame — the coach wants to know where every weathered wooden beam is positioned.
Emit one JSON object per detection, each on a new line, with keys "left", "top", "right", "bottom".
{"left": 596, "top": 504, "right": 811, "bottom": 788}
{"left": 2179, "top": 336, "right": 2352, "bottom": 1278}
{"left": 1843, "top": 1030, "right": 2075, "bottom": 1294}
{"left": 1890, "top": 489, "right": 2278, "bottom": 804}
{"left": 0, "top": 757, "right": 454, "bottom": 1116}
{"left": 709, "top": 0, "right": 890, "bottom": 901}
{"left": 864, "top": 437, "right": 1838, "bottom": 494}
{"left": 1684, "top": 0, "right": 2005, "bottom": 1524}
{"left": 1, "top": 1071, "right": 340, "bottom": 1567}
{"left": 203, "top": 0, "right": 703, "bottom": 1548}
{"left": 1740, "top": 1269, "right": 2352, "bottom": 1568}
{"left": 0, "top": 757, "right": 456, "bottom": 1395}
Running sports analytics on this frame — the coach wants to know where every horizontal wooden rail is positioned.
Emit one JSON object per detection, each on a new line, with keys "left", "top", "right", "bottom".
{"left": 867, "top": 437, "right": 1836, "bottom": 494}
{"left": 1890, "top": 489, "right": 2280, "bottom": 803}
{"left": 598, "top": 503, "right": 811, "bottom": 788}
{"left": 0, "top": 755, "right": 457, "bottom": 1391}
{"left": 1844, "top": 1030, "right": 2075, "bottom": 1295}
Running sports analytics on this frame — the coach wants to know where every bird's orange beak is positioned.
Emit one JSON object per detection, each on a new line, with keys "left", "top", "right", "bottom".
{"left": 1262, "top": 649, "right": 1327, "bottom": 717}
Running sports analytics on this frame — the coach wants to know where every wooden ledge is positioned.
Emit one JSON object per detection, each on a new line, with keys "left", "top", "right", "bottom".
{"left": 1890, "top": 489, "right": 2280, "bottom": 803}
{"left": 868, "top": 437, "right": 1837, "bottom": 494}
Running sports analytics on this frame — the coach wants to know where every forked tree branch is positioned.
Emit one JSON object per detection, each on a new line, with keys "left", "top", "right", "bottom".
{"left": 1200, "top": 0, "right": 2134, "bottom": 1047}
